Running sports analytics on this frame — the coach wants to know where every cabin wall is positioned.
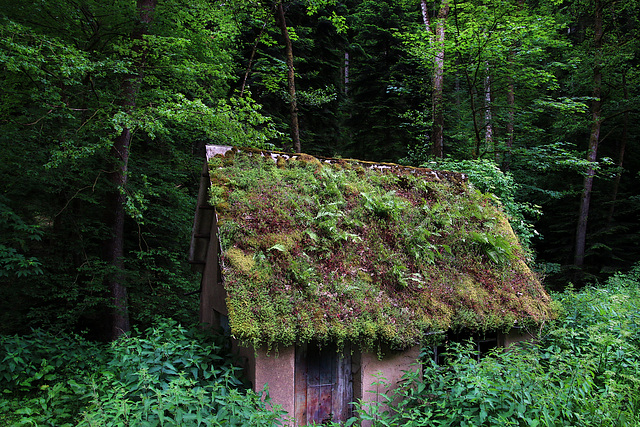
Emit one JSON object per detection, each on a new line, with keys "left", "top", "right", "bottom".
{"left": 357, "top": 345, "right": 421, "bottom": 427}
{"left": 234, "top": 343, "right": 296, "bottom": 424}
{"left": 198, "top": 217, "right": 226, "bottom": 326}
{"left": 232, "top": 344, "right": 420, "bottom": 427}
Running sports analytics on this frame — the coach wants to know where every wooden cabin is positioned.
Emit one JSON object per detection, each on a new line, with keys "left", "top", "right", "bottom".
{"left": 189, "top": 145, "right": 555, "bottom": 426}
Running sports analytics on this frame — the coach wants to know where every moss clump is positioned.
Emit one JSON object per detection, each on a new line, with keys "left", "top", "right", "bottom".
{"left": 224, "top": 248, "right": 254, "bottom": 274}
{"left": 454, "top": 275, "right": 490, "bottom": 308}
{"left": 208, "top": 186, "right": 226, "bottom": 207}
{"left": 245, "top": 231, "right": 302, "bottom": 253}
{"left": 212, "top": 149, "right": 556, "bottom": 351}
{"left": 216, "top": 202, "right": 230, "bottom": 213}
{"left": 297, "top": 153, "right": 322, "bottom": 167}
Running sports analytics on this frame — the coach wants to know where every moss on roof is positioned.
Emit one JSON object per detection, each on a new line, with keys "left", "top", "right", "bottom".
{"left": 209, "top": 147, "right": 556, "bottom": 350}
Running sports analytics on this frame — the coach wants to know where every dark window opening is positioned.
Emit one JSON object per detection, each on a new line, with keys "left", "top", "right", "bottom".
{"left": 432, "top": 331, "right": 499, "bottom": 365}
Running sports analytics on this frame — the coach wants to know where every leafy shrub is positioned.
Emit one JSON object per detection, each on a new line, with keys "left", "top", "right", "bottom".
{"left": 0, "top": 319, "right": 285, "bottom": 426}
{"left": 0, "top": 330, "right": 104, "bottom": 392}
{"left": 400, "top": 152, "right": 540, "bottom": 257}
{"left": 430, "top": 159, "right": 541, "bottom": 257}
{"left": 0, "top": 197, "right": 44, "bottom": 278}
{"left": 347, "top": 266, "right": 640, "bottom": 426}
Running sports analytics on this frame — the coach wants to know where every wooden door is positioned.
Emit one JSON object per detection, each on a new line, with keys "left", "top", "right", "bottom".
{"left": 294, "top": 343, "right": 353, "bottom": 425}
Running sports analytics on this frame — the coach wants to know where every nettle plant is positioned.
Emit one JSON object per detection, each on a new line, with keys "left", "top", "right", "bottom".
{"left": 210, "top": 149, "right": 555, "bottom": 351}
{"left": 345, "top": 270, "right": 640, "bottom": 427}
{"left": 0, "top": 320, "right": 284, "bottom": 427}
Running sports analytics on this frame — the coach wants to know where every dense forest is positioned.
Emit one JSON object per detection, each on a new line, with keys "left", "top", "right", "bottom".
{"left": 1, "top": 1, "right": 639, "bottom": 425}
{"left": 1, "top": 0, "right": 638, "bottom": 339}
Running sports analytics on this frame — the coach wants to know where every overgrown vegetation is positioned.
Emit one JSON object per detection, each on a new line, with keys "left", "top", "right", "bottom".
{"left": 2, "top": 266, "right": 638, "bottom": 426}
{"left": 0, "top": 320, "right": 284, "bottom": 426}
{"left": 213, "top": 149, "right": 555, "bottom": 350}
{"left": 400, "top": 156, "right": 542, "bottom": 258}
{"left": 347, "top": 264, "right": 640, "bottom": 426}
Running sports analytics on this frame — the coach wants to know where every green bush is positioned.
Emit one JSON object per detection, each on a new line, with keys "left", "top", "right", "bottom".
{"left": 3, "top": 271, "right": 639, "bottom": 426}
{"left": 0, "top": 319, "right": 285, "bottom": 426}
{"left": 348, "top": 265, "right": 640, "bottom": 426}
{"left": 0, "top": 330, "right": 104, "bottom": 392}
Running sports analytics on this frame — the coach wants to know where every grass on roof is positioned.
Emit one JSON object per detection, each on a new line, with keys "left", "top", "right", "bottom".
{"left": 209, "top": 148, "right": 556, "bottom": 351}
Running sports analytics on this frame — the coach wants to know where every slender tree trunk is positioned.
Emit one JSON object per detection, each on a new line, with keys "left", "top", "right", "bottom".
{"left": 106, "top": 127, "right": 132, "bottom": 340}
{"left": 504, "top": 73, "right": 515, "bottom": 170}
{"left": 470, "top": 82, "right": 482, "bottom": 158}
{"left": 483, "top": 63, "right": 493, "bottom": 159}
{"left": 607, "top": 72, "right": 628, "bottom": 225}
{"left": 343, "top": 51, "right": 350, "bottom": 95}
{"left": 105, "top": 0, "right": 156, "bottom": 340}
{"left": 421, "top": 0, "right": 433, "bottom": 153}
{"left": 431, "top": 0, "right": 449, "bottom": 158}
{"left": 574, "top": 0, "right": 603, "bottom": 267}
{"left": 240, "top": 21, "right": 267, "bottom": 97}
{"left": 275, "top": 1, "right": 301, "bottom": 153}
{"left": 504, "top": 0, "right": 523, "bottom": 170}
{"left": 420, "top": 0, "right": 430, "bottom": 27}
{"left": 451, "top": 0, "right": 481, "bottom": 158}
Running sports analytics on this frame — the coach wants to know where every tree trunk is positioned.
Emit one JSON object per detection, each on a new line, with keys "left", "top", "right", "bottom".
{"left": 105, "top": 0, "right": 156, "bottom": 340}
{"left": 420, "top": 0, "right": 430, "bottom": 28}
{"left": 343, "top": 51, "right": 350, "bottom": 95}
{"left": 607, "top": 71, "right": 628, "bottom": 225}
{"left": 240, "top": 21, "right": 267, "bottom": 97}
{"left": 106, "top": 127, "right": 132, "bottom": 340}
{"left": 504, "top": 73, "right": 515, "bottom": 170}
{"left": 431, "top": 0, "right": 449, "bottom": 158}
{"left": 574, "top": 0, "right": 603, "bottom": 268}
{"left": 420, "top": 0, "right": 433, "bottom": 153}
{"left": 483, "top": 63, "right": 493, "bottom": 159}
{"left": 275, "top": 1, "right": 301, "bottom": 153}
{"left": 504, "top": 0, "right": 523, "bottom": 170}
{"left": 470, "top": 80, "right": 482, "bottom": 158}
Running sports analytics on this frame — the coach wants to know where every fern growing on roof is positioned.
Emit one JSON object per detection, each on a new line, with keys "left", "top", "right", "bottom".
{"left": 209, "top": 148, "right": 557, "bottom": 350}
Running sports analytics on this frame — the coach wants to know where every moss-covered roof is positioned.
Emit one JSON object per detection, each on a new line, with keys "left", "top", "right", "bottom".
{"left": 207, "top": 146, "right": 555, "bottom": 350}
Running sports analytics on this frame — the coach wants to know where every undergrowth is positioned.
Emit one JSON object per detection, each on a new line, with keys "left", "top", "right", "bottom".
{"left": 0, "top": 319, "right": 284, "bottom": 426}
{"left": 1, "top": 266, "right": 638, "bottom": 425}
{"left": 343, "top": 264, "right": 640, "bottom": 426}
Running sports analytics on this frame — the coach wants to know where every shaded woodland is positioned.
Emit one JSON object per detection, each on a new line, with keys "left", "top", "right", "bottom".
{"left": 1, "top": 0, "right": 639, "bottom": 341}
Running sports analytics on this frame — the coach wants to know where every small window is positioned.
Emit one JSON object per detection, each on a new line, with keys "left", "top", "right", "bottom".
{"left": 219, "top": 313, "right": 230, "bottom": 335}
{"left": 432, "top": 331, "right": 498, "bottom": 365}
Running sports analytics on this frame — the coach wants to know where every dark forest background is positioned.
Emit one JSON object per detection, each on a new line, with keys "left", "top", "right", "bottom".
{"left": 1, "top": 0, "right": 639, "bottom": 340}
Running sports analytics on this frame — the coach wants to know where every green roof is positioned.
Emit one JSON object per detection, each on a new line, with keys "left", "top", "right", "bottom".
{"left": 208, "top": 146, "right": 555, "bottom": 350}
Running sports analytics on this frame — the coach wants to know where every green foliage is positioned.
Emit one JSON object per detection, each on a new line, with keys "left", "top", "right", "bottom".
{"left": 469, "top": 231, "right": 515, "bottom": 265}
{"left": 361, "top": 191, "right": 410, "bottom": 220}
{"left": 347, "top": 267, "right": 640, "bottom": 426}
{"left": 405, "top": 157, "right": 541, "bottom": 258}
{"left": 0, "top": 0, "right": 283, "bottom": 337}
{"left": 149, "top": 94, "right": 282, "bottom": 150}
{"left": 0, "top": 330, "right": 103, "bottom": 393}
{"left": 0, "top": 198, "right": 43, "bottom": 277}
{"left": 0, "top": 320, "right": 285, "bottom": 427}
